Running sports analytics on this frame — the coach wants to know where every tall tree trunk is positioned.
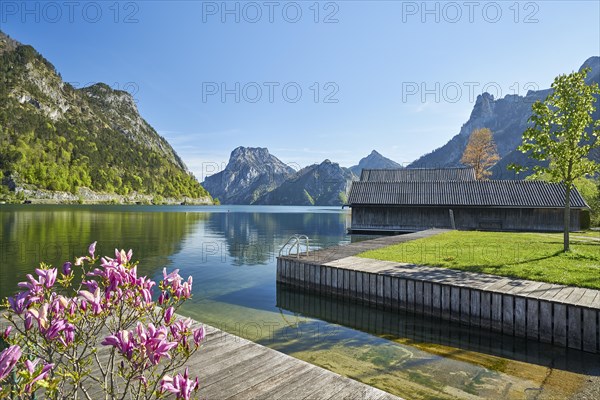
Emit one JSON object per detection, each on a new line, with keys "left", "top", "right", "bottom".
{"left": 564, "top": 184, "right": 571, "bottom": 252}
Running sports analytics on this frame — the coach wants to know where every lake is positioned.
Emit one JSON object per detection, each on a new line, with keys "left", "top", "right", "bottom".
{"left": 1, "top": 204, "right": 597, "bottom": 399}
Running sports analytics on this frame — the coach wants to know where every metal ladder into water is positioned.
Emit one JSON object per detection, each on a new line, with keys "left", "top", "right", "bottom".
{"left": 278, "top": 235, "right": 310, "bottom": 259}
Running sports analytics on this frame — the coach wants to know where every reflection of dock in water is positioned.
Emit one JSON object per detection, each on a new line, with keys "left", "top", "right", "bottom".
{"left": 276, "top": 283, "right": 600, "bottom": 375}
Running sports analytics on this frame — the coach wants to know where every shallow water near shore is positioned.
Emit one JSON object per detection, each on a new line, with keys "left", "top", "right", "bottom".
{"left": 1, "top": 204, "right": 598, "bottom": 399}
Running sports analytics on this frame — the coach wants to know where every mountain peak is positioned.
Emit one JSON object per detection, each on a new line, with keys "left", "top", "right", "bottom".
{"left": 409, "top": 56, "right": 600, "bottom": 176}
{"left": 230, "top": 146, "right": 270, "bottom": 160}
{"left": 350, "top": 150, "right": 401, "bottom": 175}
{"left": 202, "top": 147, "right": 294, "bottom": 204}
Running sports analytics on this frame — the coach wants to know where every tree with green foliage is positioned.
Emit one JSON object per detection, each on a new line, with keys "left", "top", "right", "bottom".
{"left": 511, "top": 67, "right": 600, "bottom": 251}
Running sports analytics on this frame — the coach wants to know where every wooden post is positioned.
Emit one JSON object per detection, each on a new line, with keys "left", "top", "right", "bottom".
{"left": 567, "top": 306, "right": 582, "bottom": 350}
{"left": 514, "top": 297, "right": 526, "bottom": 337}
{"left": 539, "top": 301, "right": 553, "bottom": 343}
{"left": 526, "top": 299, "right": 539, "bottom": 340}
{"left": 553, "top": 303, "right": 567, "bottom": 346}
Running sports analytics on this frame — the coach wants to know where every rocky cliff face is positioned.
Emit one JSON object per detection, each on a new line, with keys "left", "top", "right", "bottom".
{"left": 255, "top": 160, "right": 356, "bottom": 206}
{"left": 409, "top": 56, "right": 600, "bottom": 179}
{"left": 0, "top": 30, "right": 207, "bottom": 199}
{"left": 349, "top": 150, "right": 402, "bottom": 176}
{"left": 201, "top": 147, "right": 295, "bottom": 204}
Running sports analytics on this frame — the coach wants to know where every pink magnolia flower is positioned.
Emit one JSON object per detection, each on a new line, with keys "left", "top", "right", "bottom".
{"left": 136, "top": 276, "right": 155, "bottom": 304}
{"left": 170, "top": 318, "right": 192, "bottom": 341}
{"left": 23, "top": 359, "right": 54, "bottom": 394}
{"left": 88, "top": 241, "right": 97, "bottom": 258}
{"left": 102, "top": 330, "right": 135, "bottom": 360}
{"left": 103, "top": 322, "right": 177, "bottom": 366}
{"left": 2, "top": 326, "right": 11, "bottom": 340}
{"left": 141, "top": 323, "right": 178, "bottom": 365}
{"left": 159, "top": 368, "right": 199, "bottom": 400}
{"left": 193, "top": 326, "right": 205, "bottom": 346}
{"left": 78, "top": 288, "right": 103, "bottom": 315}
{"left": 24, "top": 312, "right": 34, "bottom": 330}
{"left": 0, "top": 345, "right": 21, "bottom": 381}
{"left": 17, "top": 274, "right": 44, "bottom": 296}
{"left": 163, "top": 268, "right": 182, "bottom": 287}
{"left": 44, "top": 319, "right": 75, "bottom": 345}
{"left": 34, "top": 268, "right": 57, "bottom": 288}
{"left": 8, "top": 291, "right": 29, "bottom": 314}
{"left": 162, "top": 268, "right": 193, "bottom": 299}
{"left": 114, "top": 248, "right": 133, "bottom": 264}
{"left": 62, "top": 261, "right": 72, "bottom": 275}
{"left": 164, "top": 307, "right": 175, "bottom": 324}
{"left": 28, "top": 303, "right": 49, "bottom": 330}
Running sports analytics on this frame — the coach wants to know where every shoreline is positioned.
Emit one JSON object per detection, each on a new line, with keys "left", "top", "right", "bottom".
{"left": 1, "top": 186, "right": 214, "bottom": 206}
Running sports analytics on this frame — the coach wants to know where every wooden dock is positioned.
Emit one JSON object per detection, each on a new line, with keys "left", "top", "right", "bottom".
{"left": 0, "top": 318, "right": 401, "bottom": 399}
{"left": 277, "top": 229, "right": 600, "bottom": 354}
{"left": 183, "top": 323, "right": 402, "bottom": 399}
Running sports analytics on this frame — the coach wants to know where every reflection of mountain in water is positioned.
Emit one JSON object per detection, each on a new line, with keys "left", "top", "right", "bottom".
{"left": 276, "top": 284, "right": 599, "bottom": 375}
{"left": 205, "top": 211, "right": 350, "bottom": 266}
{"left": 0, "top": 206, "right": 207, "bottom": 297}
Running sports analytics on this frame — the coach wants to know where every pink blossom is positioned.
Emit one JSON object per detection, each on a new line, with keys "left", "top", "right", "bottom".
{"left": 88, "top": 241, "right": 97, "bottom": 258}
{"left": 162, "top": 268, "right": 193, "bottom": 299}
{"left": 0, "top": 345, "right": 21, "bottom": 381}
{"left": 78, "top": 288, "right": 103, "bottom": 315}
{"left": 23, "top": 359, "right": 54, "bottom": 394}
{"left": 2, "top": 326, "right": 11, "bottom": 340}
{"left": 102, "top": 330, "right": 134, "bottom": 360}
{"left": 24, "top": 312, "right": 34, "bottom": 330}
{"left": 103, "top": 323, "right": 177, "bottom": 366}
{"left": 114, "top": 248, "right": 133, "bottom": 264}
{"left": 8, "top": 291, "right": 29, "bottom": 314}
{"left": 44, "top": 319, "right": 75, "bottom": 345}
{"left": 137, "top": 276, "right": 155, "bottom": 304}
{"left": 17, "top": 274, "right": 44, "bottom": 296}
{"left": 170, "top": 319, "right": 192, "bottom": 341}
{"left": 28, "top": 303, "right": 49, "bottom": 330}
{"left": 141, "top": 323, "right": 178, "bottom": 365}
{"left": 34, "top": 268, "right": 57, "bottom": 288}
{"left": 159, "top": 368, "right": 199, "bottom": 400}
{"left": 62, "top": 261, "right": 72, "bottom": 275}
{"left": 164, "top": 307, "right": 175, "bottom": 324}
{"left": 193, "top": 326, "right": 205, "bottom": 346}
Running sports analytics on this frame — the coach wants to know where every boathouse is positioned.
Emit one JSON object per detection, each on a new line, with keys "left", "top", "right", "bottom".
{"left": 347, "top": 168, "right": 589, "bottom": 233}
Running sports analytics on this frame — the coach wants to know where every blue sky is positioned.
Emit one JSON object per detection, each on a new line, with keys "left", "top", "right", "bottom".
{"left": 2, "top": 1, "right": 599, "bottom": 181}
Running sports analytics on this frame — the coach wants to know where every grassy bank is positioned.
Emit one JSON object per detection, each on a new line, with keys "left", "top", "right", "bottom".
{"left": 358, "top": 230, "right": 600, "bottom": 289}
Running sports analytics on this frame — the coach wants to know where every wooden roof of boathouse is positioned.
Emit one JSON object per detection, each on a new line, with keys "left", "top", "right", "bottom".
{"left": 348, "top": 180, "right": 589, "bottom": 209}
{"left": 360, "top": 168, "right": 476, "bottom": 182}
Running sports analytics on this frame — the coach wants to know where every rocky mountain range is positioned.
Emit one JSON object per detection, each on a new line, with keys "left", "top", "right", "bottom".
{"left": 202, "top": 147, "right": 405, "bottom": 205}
{"left": 0, "top": 30, "right": 210, "bottom": 202}
{"left": 2, "top": 29, "right": 596, "bottom": 206}
{"left": 409, "top": 56, "right": 600, "bottom": 178}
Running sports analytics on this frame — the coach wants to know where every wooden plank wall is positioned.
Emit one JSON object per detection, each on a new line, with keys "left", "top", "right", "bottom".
{"left": 351, "top": 206, "right": 582, "bottom": 232}
{"left": 277, "top": 259, "right": 600, "bottom": 354}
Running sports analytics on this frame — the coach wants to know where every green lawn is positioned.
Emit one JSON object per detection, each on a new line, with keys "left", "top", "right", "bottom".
{"left": 358, "top": 231, "right": 600, "bottom": 289}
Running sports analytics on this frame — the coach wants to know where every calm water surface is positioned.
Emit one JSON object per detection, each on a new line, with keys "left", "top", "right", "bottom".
{"left": 1, "top": 205, "right": 598, "bottom": 399}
